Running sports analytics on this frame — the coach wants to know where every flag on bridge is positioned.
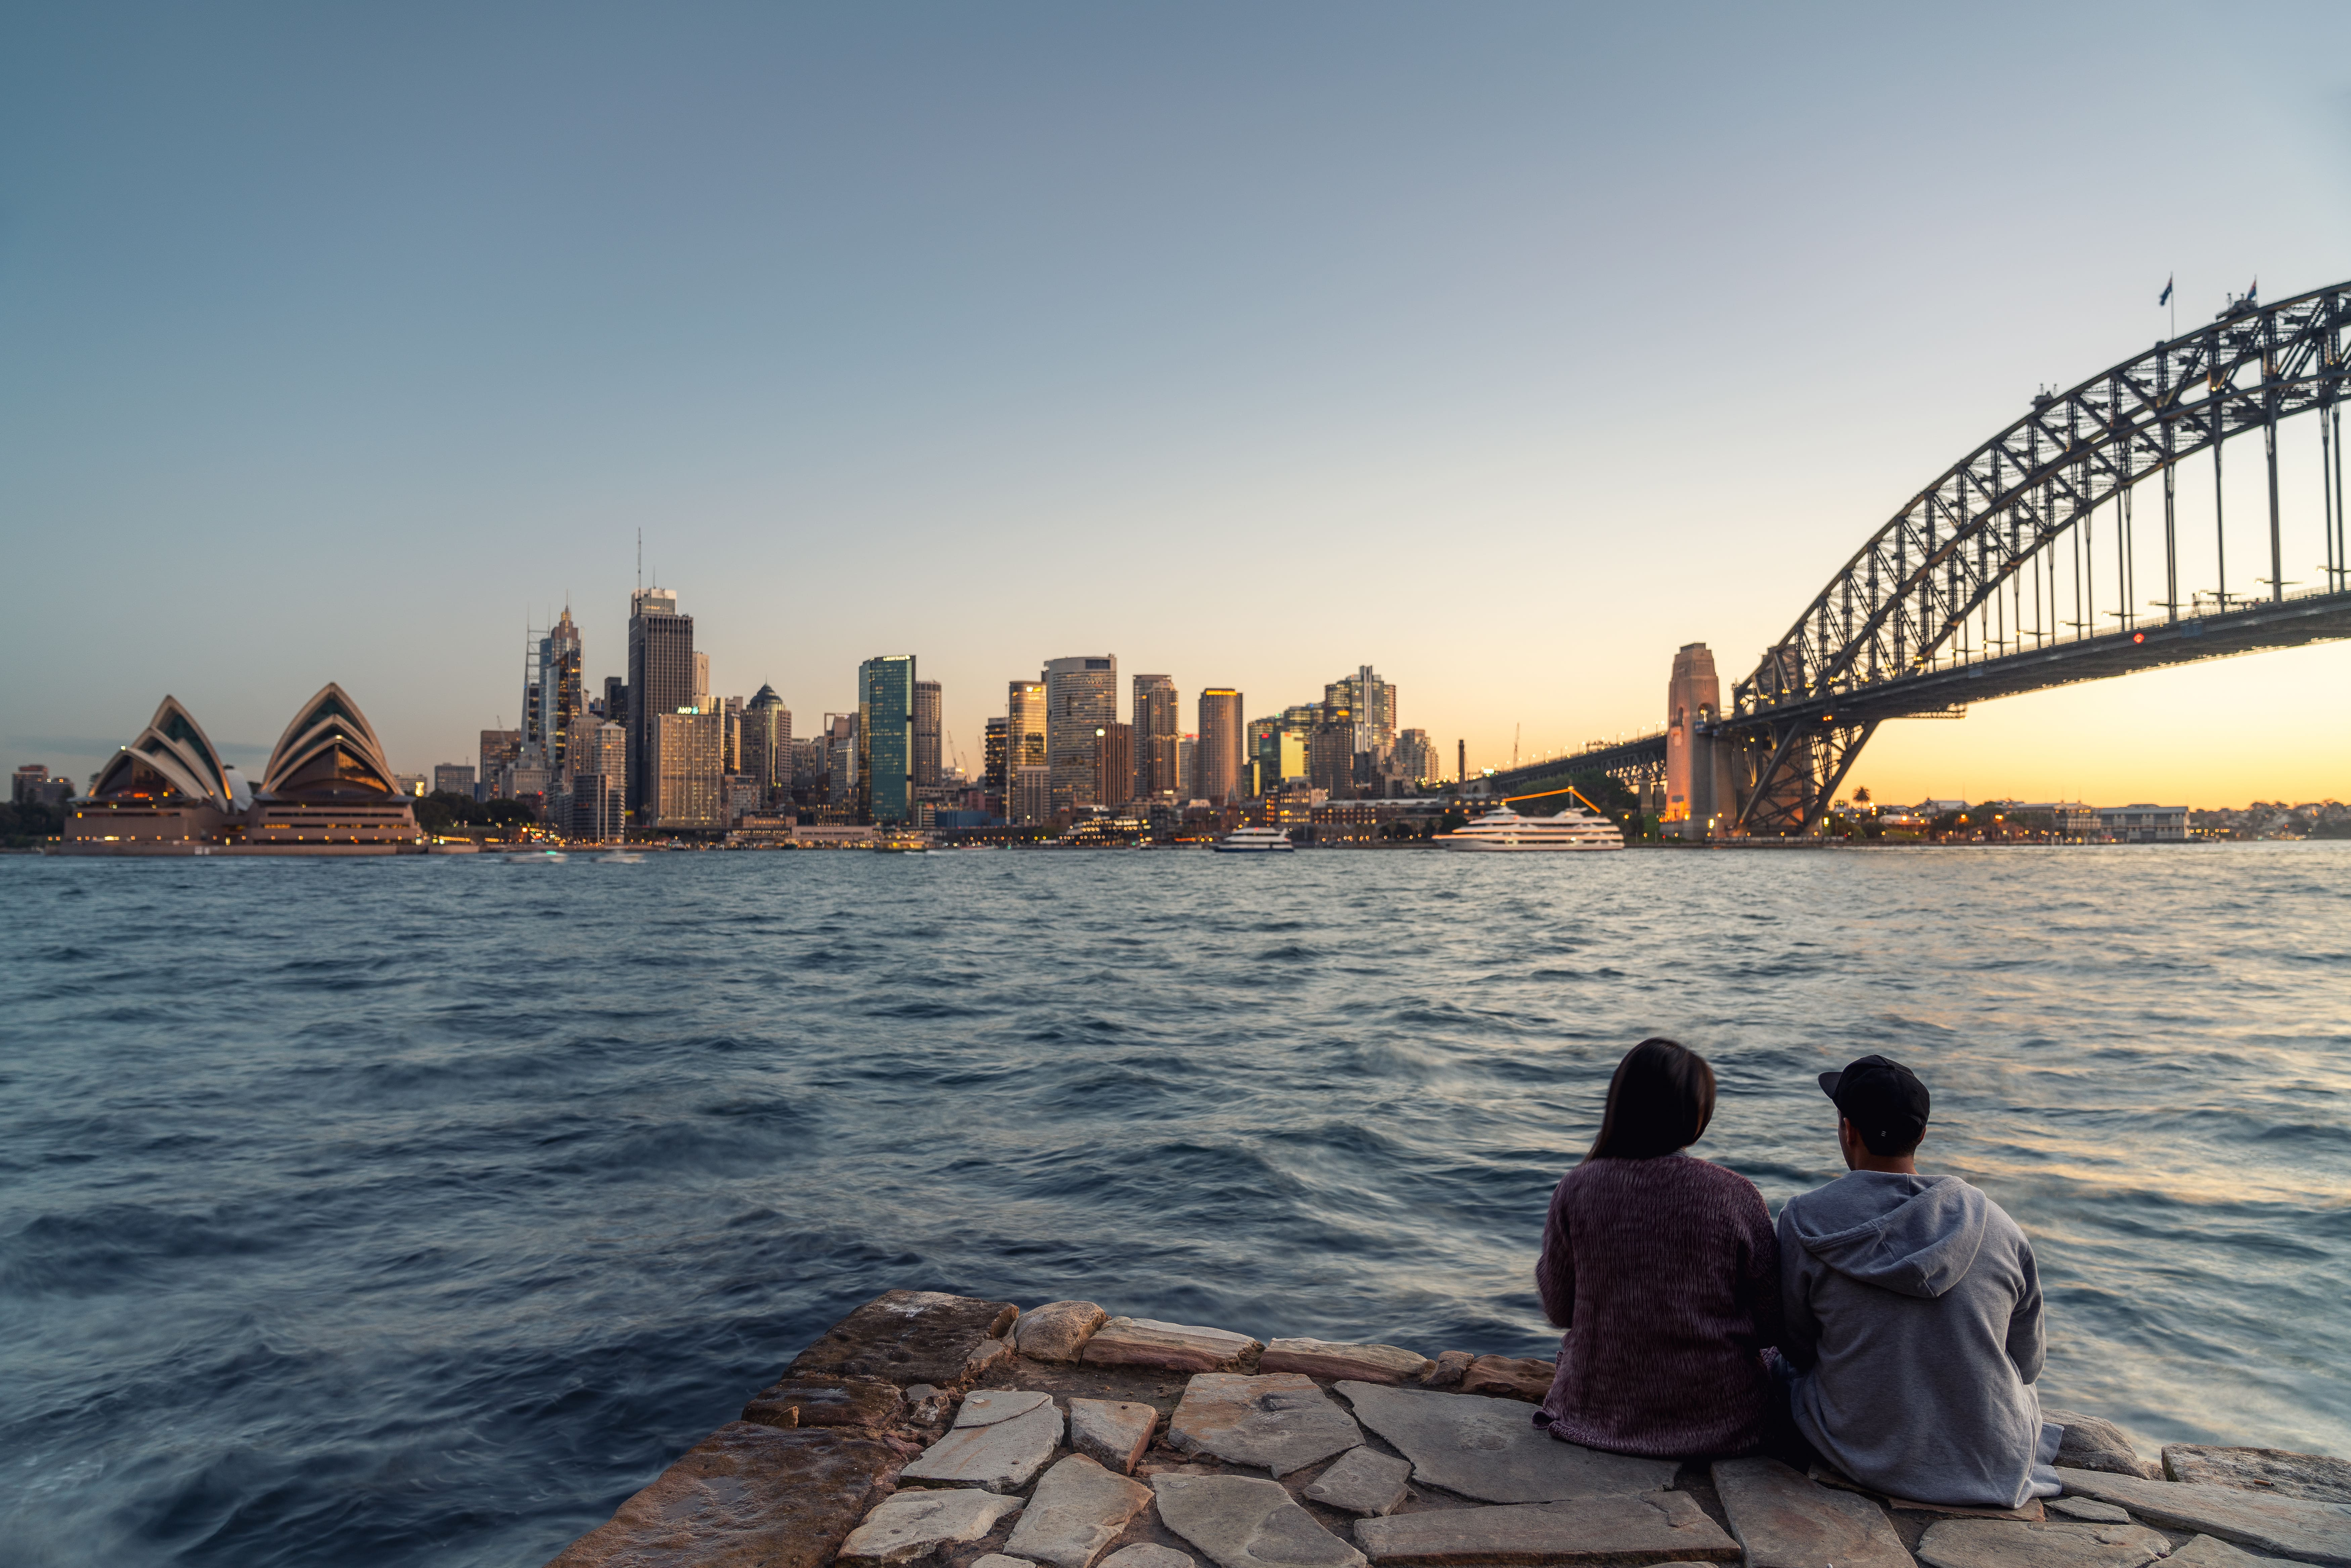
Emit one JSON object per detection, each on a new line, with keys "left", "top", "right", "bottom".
{"left": 2158, "top": 275, "right": 2173, "bottom": 306}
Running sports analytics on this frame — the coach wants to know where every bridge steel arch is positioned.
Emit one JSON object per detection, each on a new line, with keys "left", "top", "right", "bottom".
{"left": 1726, "top": 279, "right": 2351, "bottom": 836}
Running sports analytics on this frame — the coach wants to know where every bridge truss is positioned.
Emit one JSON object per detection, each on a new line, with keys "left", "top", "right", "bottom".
{"left": 1728, "top": 279, "right": 2351, "bottom": 835}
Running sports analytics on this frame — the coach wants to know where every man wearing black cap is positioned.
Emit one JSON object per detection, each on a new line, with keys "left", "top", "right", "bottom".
{"left": 1775, "top": 1055, "right": 2059, "bottom": 1508}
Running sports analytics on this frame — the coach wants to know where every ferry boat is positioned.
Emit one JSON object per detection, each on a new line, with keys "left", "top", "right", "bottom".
{"left": 1435, "top": 804, "right": 1623, "bottom": 852}
{"left": 1214, "top": 826, "right": 1296, "bottom": 853}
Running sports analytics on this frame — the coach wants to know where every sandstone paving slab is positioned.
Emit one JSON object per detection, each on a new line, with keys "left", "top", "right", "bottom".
{"left": 1004, "top": 1455, "right": 1155, "bottom": 1568}
{"left": 959, "top": 1390, "right": 1056, "bottom": 1427}
{"left": 1811, "top": 1464, "right": 2043, "bottom": 1520}
{"left": 2165, "top": 1447, "right": 2351, "bottom": 1505}
{"left": 1071, "top": 1398, "right": 1158, "bottom": 1475}
{"left": 973, "top": 1558, "right": 1038, "bottom": 1568}
{"left": 900, "top": 1402, "right": 1065, "bottom": 1492}
{"left": 789, "top": 1290, "right": 1021, "bottom": 1387}
{"left": 1300, "top": 1448, "right": 1410, "bottom": 1517}
{"left": 1257, "top": 1340, "right": 1433, "bottom": 1385}
{"left": 1916, "top": 1518, "right": 2171, "bottom": 1568}
{"left": 1169, "top": 1374, "right": 1364, "bottom": 1478}
{"left": 1351, "top": 1491, "right": 1739, "bottom": 1565}
{"left": 1419, "top": 1353, "right": 1471, "bottom": 1391}
{"left": 2169, "top": 1534, "right": 2297, "bottom": 1565}
{"left": 1150, "top": 1473, "right": 1367, "bottom": 1568}
{"left": 543, "top": 1422, "right": 898, "bottom": 1568}
{"left": 837, "top": 1488, "right": 1027, "bottom": 1566}
{"left": 2057, "top": 1466, "right": 2351, "bottom": 1565}
{"left": 2048, "top": 1497, "right": 2134, "bottom": 1523}
{"left": 742, "top": 1373, "right": 906, "bottom": 1432}
{"left": 1711, "top": 1456, "right": 1911, "bottom": 1568}
{"left": 1019, "top": 1302, "right": 1111, "bottom": 1364}
{"left": 1099, "top": 1547, "right": 1196, "bottom": 1568}
{"left": 1084, "top": 1318, "right": 1263, "bottom": 1375}
{"left": 1458, "top": 1355, "right": 1554, "bottom": 1403}
{"left": 1334, "top": 1381, "right": 1677, "bottom": 1505}
{"left": 2046, "top": 1409, "right": 2160, "bottom": 1479}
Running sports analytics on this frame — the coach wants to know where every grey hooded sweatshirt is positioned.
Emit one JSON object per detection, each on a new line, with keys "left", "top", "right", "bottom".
{"left": 1778, "top": 1171, "right": 2046, "bottom": 1508}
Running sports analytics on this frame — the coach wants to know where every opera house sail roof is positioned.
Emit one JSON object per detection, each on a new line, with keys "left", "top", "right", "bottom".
{"left": 70, "top": 684, "right": 422, "bottom": 855}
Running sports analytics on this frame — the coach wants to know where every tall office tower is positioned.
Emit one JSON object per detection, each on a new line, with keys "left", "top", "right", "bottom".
{"left": 520, "top": 678, "right": 543, "bottom": 761}
{"left": 1311, "top": 699, "right": 1357, "bottom": 799}
{"left": 913, "top": 680, "right": 943, "bottom": 787}
{"left": 570, "top": 720, "right": 628, "bottom": 841}
{"left": 479, "top": 728, "right": 521, "bottom": 798}
{"left": 1196, "top": 688, "right": 1243, "bottom": 804}
{"left": 824, "top": 713, "right": 859, "bottom": 808}
{"left": 1131, "top": 674, "right": 1179, "bottom": 799}
{"left": 603, "top": 676, "right": 629, "bottom": 734}
{"left": 1042, "top": 655, "right": 1117, "bottom": 811}
{"left": 692, "top": 652, "right": 712, "bottom": 711}
{"left": 1092, "top": 722, "right": 1134, "bottom": 810}
{"left": 1177, "top": 735, "right": 1198, "bottom": 800}
{"left": 982, "top": 717, "right": 1008, "bottom": 794}
{"left": 433, "top": 763, "right": 475, "bottom": 796}
{"left": 717, "top": 695, "right": 744, "bottom": 778}
{"left": 1248, "top": 716, "right": 1309, "bottom": 798}
{"left": 742, "top": 685, "right": 792, "bottom": 803}
{"left": 1324, "top": 666, "right": 1397, "bottom": 757}
{"left": 857, "top": 656, "right": 917, "bottom": 825}
{"left": 536, "top": 608, "right": 586, "bottom": 774}
{"left": 1012, "top": 764, "right": 1052, "bottom": 825}
{"left": 790, "top": 737, "right": 826, "bottom": 803}
{"left": 1005, "top": 679, "right": 1048, "bottom": 816}
{"left": 646, "top": 710, "right": 722, "bottom": 831}
{"left": 626, "top": 586, "right": 693, "bottom": 819}
{"left": 1394, "top": 728, "right": 1439, "bottom": 786}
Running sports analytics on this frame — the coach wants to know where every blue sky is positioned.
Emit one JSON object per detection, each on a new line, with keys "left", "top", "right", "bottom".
{"left": 4, "top": 3, "right": 2348, "bottom": 802}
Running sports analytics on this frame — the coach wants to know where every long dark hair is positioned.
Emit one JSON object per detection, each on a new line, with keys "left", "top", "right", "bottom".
{"left": 1586, "top": 1037, "right": 1716, "bottom": 1160}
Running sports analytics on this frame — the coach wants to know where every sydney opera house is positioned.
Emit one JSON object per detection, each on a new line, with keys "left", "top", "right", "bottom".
{"left": 63, "top": 684, "right": 425, "bottom": 854}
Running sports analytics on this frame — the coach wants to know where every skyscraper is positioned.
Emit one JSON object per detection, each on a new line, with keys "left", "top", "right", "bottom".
{"left": 646, "top": 710, "right": 722, "bottom": 831}
{"left": 982, "top": 717, "right": 1008, "bottom": 796}
{"left": 824, "top": 713, "right": 858, "bottom": 808}
{"left": 1132, "top": 674, "right": 1179, "bottom": 800}
{"left": 1093, "top": 722, "right": 1133, "bottom": 810}
{"left": 479, "top": 727, "right": 521, "bottom": 799}
{"left": 1394, "top": 729, "right": 1439, "bottom": 786}
{"left": 913, "top": 679, "right": 943, "bottom": 787}
{"left": 1005, "top": 680, "right": 1048, "bottom": 821}
{"left": 537, "top": 609, "right": 586, "bottom": 774}
{"left": 1043, "top": 655, "right": 1117, "bottom": 812}
{"left": 1196, "top": 688, "right": 1243, "bottom": 804}
{"left": 857, "top": 655, "right": 917, "bottom": 825}
{"left": 1248, "top": 715, "right": 1310, "bottom": 797}
{"left": 1324, "top": 666, "right": 1397, "bottom": 757}
{"left": 626, "top": 586, "right": 693, "bottom": 821}
{"left": 743, "top": 684, "right": 792, "bottom": 804}
{"left": 603, "top": 676, "right": 629, "bottom": 734}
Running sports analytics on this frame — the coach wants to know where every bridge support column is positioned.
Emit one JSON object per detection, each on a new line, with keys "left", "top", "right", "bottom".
{"left": 1729, "top": 716, "right": 1879, "bottom": 838}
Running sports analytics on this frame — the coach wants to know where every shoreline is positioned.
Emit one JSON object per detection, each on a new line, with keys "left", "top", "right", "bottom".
{"left": 545, "top": 1290, "right": 2351, "bottom": 1567}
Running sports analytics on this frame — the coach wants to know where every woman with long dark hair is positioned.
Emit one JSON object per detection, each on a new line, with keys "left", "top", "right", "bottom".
{"left": 1533, "top": 1037, "right": 1780, "bottom": 1457}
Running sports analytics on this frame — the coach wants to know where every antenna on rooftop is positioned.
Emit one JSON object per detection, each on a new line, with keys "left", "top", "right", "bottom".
{"left": 636, "top": 529, "right": 642, "bottom": 596}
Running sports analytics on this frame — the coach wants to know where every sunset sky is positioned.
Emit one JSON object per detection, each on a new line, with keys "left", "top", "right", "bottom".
{"left": 4, "top": 3, "right": 2348, "bottom": 806}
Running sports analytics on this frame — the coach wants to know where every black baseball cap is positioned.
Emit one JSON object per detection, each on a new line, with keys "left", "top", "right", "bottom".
{"left": 1819, "top": 1055, "right": 1931, "bottom": 1155}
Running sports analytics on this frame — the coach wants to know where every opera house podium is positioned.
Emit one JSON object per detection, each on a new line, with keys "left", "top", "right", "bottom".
{"left": 63, "top": 685, "right": 425, "bottom": 855}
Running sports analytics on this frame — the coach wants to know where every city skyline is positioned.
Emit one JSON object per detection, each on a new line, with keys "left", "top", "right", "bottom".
{"left": 5, "top": 6, "right": 2350, "bottom": 805}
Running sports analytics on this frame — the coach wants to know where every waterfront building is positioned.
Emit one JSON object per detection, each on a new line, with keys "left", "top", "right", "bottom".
{"left": 1177, "top": 734, "right": 1198, "bottom": 801}
{"left": 1005, "top": 679, "right": 1049, "bottom": 818}
{"left": 1311, "top": 700, "right": 1357, "bottom": 799}
{"left": 914, "top": 680, "right": 943, "bottom": 788}
{"left": 1093, "top": 722, "right": 1134, "bottom": 809}
{"left": 11, "top": 765, "right": 73, "bottom": 811}
{"left": 982, "top": 717, "right": 1008, "bottom": 795}
{"left": 626, "top": 586, "right": 693, "bottom": 821}
{"left": 1043, "top": 655, "right": 1117, "bottom": 812}
{"left": 646, "top": 709, "right": 724, "bottom": 832}
{"left": 1133, "top": 674, "right": 1179, "bottom": 800}
{"left": 1393, "top": 729, "right": 1439, "bottom": 787}
{"left": 790, "top": 736, "right": 827, "bottom": 803}
{"left": 537, "top": 609, "right": 587, "bottom": 774}
{"left": 71, "top": 696, "right": 242, "bottom": 845}
{"left": 1196, "top": 688, "right": 1243, "bottom": 805}
{"left": 742, "top": 685, "right": 792, "bottom": 805}
{"left": 240, "top": 685, "right": 421, "bottom": 847}
{"left": 725, "top": 773, "right": 764, "bottom": 825}
{"left": 824, "top": 712, "right": 859, "bottom": 809}
{"left": 433, "top": 763, "right": 475, "bottom": 796}
{"left": 857, "top": 656, "right": 917, "bottom": 825}
{"left": 1246, "top": 717, "right": 1308, "bottom": 799}
{"left": 1012, "top": 764, "right": 1053, "bottom": 825}
{"left": 566, "top": 721, "right": 627, "bottom": 841}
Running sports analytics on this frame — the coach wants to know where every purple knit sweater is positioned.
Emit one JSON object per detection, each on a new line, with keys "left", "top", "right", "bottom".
{"left": 1534, "top": 1153, "right": 1781, "bottom": 1458}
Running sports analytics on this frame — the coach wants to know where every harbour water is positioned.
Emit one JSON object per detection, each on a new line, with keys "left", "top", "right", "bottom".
{"left": 2, "top": 845, "right": 2346, "bottom": 1566}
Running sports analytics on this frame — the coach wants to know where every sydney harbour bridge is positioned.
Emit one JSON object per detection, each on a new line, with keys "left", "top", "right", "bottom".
{"left": 1483, "top": 277, "right": 2351, "bottom": 836}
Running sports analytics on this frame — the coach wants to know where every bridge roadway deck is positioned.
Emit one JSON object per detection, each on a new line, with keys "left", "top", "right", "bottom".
{"left": 1735, "top": 587, "right": 2351, "bottom": 727}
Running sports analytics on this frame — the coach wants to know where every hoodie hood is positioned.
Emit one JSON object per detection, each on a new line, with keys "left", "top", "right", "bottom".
{"left": 1786, "top": 1172, "right": 1989, "bottom": 1298}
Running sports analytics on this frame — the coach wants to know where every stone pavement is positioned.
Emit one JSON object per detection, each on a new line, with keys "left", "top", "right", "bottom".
{"left": 540, "top": 1288, "right": 2351, "bottom": 1568}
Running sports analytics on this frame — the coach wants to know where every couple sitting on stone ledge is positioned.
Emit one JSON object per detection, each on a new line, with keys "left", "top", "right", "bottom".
{"left": 1535, "top": 1037, "right": 2061, "bottom": 1511}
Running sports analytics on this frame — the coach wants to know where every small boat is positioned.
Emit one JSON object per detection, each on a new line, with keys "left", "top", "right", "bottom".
{"left": 875, "top": 833, "right": 930, "bottom": 854}
{"left": 507, "top": 849, "right": 569, "bottom": 863}
{"left": 1214, "top": 826, "right": 1296, "bottom": 853}
{"left": 597, "top": 850, "right": 644, "bottom": 864}
{"left": 1435, "top": 804, "right": 1623, "bottom": 852}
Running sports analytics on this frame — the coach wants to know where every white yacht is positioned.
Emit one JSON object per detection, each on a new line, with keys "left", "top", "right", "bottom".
{"left": 1214, "top": 826, "right": 1296, "bottom": 853}
{"left": 1435, "top": 804, "right": 1623, "bottom": 852}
